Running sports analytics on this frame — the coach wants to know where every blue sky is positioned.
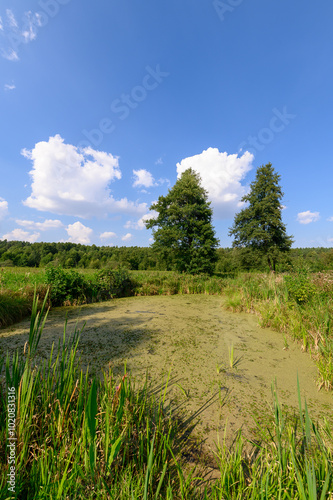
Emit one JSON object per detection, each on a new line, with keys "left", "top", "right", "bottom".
{"left": 0, "top": 0, "right": 332, "bottom": 248}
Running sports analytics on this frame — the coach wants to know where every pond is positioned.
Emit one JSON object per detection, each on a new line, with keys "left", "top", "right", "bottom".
{"left": 1, "top": 294, "right": 332, "bottom": 453}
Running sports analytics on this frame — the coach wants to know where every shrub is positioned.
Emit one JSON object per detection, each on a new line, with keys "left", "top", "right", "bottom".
{"left": 45, "top": 266, "right": 93, "bottom": 306}
{"left": 93, "top": 268, "right": 133, "bottom": 299}
{"left": 284, "top": 271, "right": 317, "bottom": 305}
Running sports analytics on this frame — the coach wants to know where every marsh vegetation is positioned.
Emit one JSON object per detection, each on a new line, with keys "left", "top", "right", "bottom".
{"left": 1, "top": 269, "right": 333, "bottom": 498}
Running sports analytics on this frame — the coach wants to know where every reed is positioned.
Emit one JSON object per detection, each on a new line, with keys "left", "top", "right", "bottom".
{"left": 223, "top": 271, "right": 333, "bottom": 391}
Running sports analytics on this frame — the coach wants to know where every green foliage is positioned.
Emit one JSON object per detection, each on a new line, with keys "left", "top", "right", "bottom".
{"left": 131, "top": 270, "right": 226, "bottom": 296}
{"left": 45, "top": 266, "right": 91, "bottom": 306}
{"left": 229, "top": 163, "right": 293, "bottom": 271}
{"left": 44, "top": 266, "right": 135, "bottom": 306}
{"left": 146, "top": 168, "right": 219, "bottom": 274}
{"left": 284, "top": 271, "right": 317, "bottom": 305}
{"left": 0, "top": 292, "right": 32, "bottom": 328}
{"left": 1, "top": 238, "right": 333, "bottom": 274}
{"left": 93, "top": 268, "right": 133, "bottom": 299}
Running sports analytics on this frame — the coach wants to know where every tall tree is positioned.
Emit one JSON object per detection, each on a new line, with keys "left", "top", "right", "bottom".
{"left": 145, "top": 168, "right": 219, "bottom": 274}
{"left": 229, "top": 163, "right": 293, "bottom": 271}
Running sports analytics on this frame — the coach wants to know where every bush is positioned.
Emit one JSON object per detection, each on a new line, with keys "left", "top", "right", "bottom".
{"left": 45, "top": 266, "right": 93, "bottom": 306}
{"left": 45, "top": 266, "right": 134, "bottom": 306}
{"left": 284, "top": 271, "right": 317, "bottom": 305}
{"left": 93, "top": 268, "right": 133, "bottom": 299}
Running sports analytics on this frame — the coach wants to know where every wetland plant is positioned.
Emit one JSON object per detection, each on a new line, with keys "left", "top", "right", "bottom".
{"left": 228, "top": 343, "right": 234, "bottom": 368}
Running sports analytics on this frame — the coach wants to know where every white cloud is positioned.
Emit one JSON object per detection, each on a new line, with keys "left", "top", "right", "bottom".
{"left": 0, "top": 199, "right": 9, "bottom": 220}
{"left": 22, "top": 135, "right": 147, "bottom": 218}
{"left": 1, "top": 228, "right": 40, "bottom": 243}
{"left": 4, "top": 83, "right": 16, "bottom": 91}
{"left": 21, "top": 11, "right": 41, "bottom": 42}
{"left": 121, "top": 233, "right": 132, "bottom": 242}
{"left": 16, "top": 219, "right": 63, "bottom": 231}
{"left": 155, "top": 157, "right": 163, "bottom": 165}
{"left": 100, "top": 231, "right": 117, "bottom": 240}
{"left": 125, "top": 211, "right": 158, "bottom": 230}
{"left": 176, "top": 148, "right": 254, "bottom": 218}
{"left": 297, "top": 211, "right": 320, "bottom": 224}
{"left": 66, "top": 222, "right": 93, "bottom": 244}
{"left": 328, "top": 237, "right": 333, "bottom": 243}
{"left": 133, "top": 169, "right": 156, "bottom": 188}
{"left": 2, "top": 48, "right": 19, "bottom": 61}
{"left": 1, "top": 11, "right": 45, "bottom": 61}
{"left": 6, "top": 9, "right": 18, "bottom": 29}
{"left": 327, "top": 216, "right": 333, "bottom": 222}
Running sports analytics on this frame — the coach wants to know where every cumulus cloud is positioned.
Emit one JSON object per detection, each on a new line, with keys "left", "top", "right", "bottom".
{"left": 100, "top": 231, "right": 117, "bottom": 240}
{"left": 1, "top": 228, "right": 40, "bottom": 243}
{"left": 327, "top": 216, "right": 333, "bottom": 222}
{"left": 16, "top": 219, "right": 63, "bottom": 231}
{"left": 297, "top": 211, "right": 320, "bottom": 224}
{"left": 66, "top": 222, "right": 93, "bottom": 244}
{"left": 132, "top": 169, "right": 169, "bottom": 190}
{"left": 22, "top": 135, "right": 147, "bottom": 218}
{"left": 176, "top": 148, "right": 254, "bottom": 218}
{"left": 125, "top": 211, "right": 158, "bottom": 230}
{"left": 155, "top": 157, "right": 163, "bottom": 165}
{"left": 121, "top": 233, "right": 132, "bottom": 242}
{"left": 0, "top": 198, "right": 9, "bottom": 220}
{"left": 133, "top": 169, "right": 156, "bottom": 188}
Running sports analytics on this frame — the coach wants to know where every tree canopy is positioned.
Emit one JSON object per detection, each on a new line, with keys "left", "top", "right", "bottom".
{"left": 145, "top": 168, "right": 219, "bottom": 274}
{"left": 229, "top": 163, "right": 293, "bottom": 271}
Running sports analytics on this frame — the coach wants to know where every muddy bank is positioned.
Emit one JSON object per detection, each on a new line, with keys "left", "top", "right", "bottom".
{"left": 1, "top": 295, "right": 332, "bottom": 453}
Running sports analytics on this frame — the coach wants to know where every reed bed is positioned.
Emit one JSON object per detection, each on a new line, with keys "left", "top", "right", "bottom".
{"left": 0, "top": 269, "right": 227, "bottom": 329}
{"left": 131, "top": 271, "right": 227, "bottom": 296}
{"left": 0, "top": 268, "right": 49, "bottom": 328}
{"left": 223, "top": 271, "right": 333, "bottom": 392}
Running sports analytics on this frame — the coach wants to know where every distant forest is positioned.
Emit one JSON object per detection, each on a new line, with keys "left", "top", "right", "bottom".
{"left": 0, "top": 240, "right": 332, "bottom": 273}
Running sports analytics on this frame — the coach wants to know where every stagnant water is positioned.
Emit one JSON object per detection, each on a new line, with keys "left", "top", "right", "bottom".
{"left": 1, "top": 295, "right": 332, "bottom": 453}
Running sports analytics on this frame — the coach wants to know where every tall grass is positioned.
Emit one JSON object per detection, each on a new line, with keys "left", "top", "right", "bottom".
{"left": 0, "top": 268, "right": 48, "bottom": 328}
{"left": 224, "top": 271, "right": 333, "bottom": 391}
{"left": 207, "top": 379, "right": 333, "bottom": 499}
{"left": 131, "top": 271, "right": 227, "bottom": 296}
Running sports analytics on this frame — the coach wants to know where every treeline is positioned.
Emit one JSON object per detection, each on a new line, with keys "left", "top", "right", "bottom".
{"left": 0, "top": 240, "right": 332, "bottom": 272}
